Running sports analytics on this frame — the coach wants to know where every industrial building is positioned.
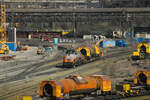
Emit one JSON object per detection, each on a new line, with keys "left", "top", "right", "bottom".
{"left": 1, "top": 0, "right": 150, "bottom": 100}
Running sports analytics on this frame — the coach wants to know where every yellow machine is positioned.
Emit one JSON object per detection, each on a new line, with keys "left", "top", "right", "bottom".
{"left": 116, "top": 83, "right": 132, "bottom": 96}
{"left": 0, "top": 41, "right": 9, "bottom": 54}
{"left": 0, "top": 5, "right": 9, "bottom": 54}
{"left": 62, "top": 30, "right": 69, "bottom": 35}
{"left": 0, "top": 5, "right": 6, "bottom": 42}
{"left": 134, "top": 70, "right": 150, "bottom": 85}
{"left": 132, "top": 42, "right": 150, "bottom": 60}
{"left": 17, "top": 96, "right": 32, "bottom": 100}
{"left": 76, "top": 39, "right": 103, "bottom": 59}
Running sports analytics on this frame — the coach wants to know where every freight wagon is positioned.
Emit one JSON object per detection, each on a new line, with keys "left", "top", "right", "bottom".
{"left": 39, "top": 70, "right": 150, "bottom": 100}
{"left": 39, "top": 74, "right": 111, "bottom": 99}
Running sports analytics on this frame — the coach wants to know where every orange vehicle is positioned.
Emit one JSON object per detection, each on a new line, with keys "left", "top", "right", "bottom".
{"left": 63, "top": 49, "right": 85, "bottom": 67}
{"left": 134, "top": 70, "right": 150, "bottom": 86}
{"left": 63, "top": 40, "right": 103, "bottom": 67}
{"left": 39, "top": 74, "right": 111, "bottom": 99}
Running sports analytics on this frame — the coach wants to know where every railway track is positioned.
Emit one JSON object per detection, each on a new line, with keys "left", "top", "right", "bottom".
{"left": 0, "top": 51, "right": 64, "bottom": 83}
{"left": 0, "top": 48, "right": 133, "bottom": 100}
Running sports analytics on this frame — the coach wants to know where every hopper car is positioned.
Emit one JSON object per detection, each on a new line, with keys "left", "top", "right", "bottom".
{"left": 39, "top": 70, "right": 150, "bottom": 100}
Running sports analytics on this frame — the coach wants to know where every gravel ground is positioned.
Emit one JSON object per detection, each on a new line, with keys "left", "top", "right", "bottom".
{"left": 0, "top": 39, "right": 149, "bottom": 100}
{"left": 0, "top": 46, "right": 60, "bottom": 81}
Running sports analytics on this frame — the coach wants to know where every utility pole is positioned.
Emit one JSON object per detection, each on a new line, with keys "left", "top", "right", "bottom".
{"left": 73, "top": 0, "right": 76, "bottom": 38}
{"left": 100, "top": 0, "right": 104, "bottom": 8}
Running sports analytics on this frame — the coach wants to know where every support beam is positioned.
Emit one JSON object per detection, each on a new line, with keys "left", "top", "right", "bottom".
{"left": 0, "top": 5, "right": 6, "bottom": 42}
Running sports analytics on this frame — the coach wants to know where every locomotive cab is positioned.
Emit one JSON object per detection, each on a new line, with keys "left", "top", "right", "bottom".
{"left": 66, "top": 49, "right": 76, "bottom": 54}
{"left": 65, "top": 50, "right": 80, "bottom": 57}
{"left": 63, "top": 49, "right": 85, "bottom": 67}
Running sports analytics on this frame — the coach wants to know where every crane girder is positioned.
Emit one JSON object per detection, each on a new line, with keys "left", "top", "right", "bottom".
{"left": 0, "top": 5, "right": 6, "bottom": 42}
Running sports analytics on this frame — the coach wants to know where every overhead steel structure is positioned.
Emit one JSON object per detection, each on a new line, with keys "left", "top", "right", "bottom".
{"left": 1, "top": 0, "right": 150, "bottom": 34}
{"left": 5, "top": 8, "right": 150, "bottom": 30}
{"left": 0, "top": 5, "right": 6, "bottom": 42}
{"left": 5, "top": 8, "right": 150, "bottom": 13}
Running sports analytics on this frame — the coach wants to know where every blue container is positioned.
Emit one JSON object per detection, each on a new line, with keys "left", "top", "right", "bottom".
{"left": 100, "top": 40, "right": 116, "bottom": 48}
{"left": 123, "top": 43, "right": 128, "bottom": 48}
{"left": 115, "top": 40, "right": 120, "bottom": 46}
{"left": 116, "top": 40, "right": 121, "bottom": 46}
{"left": 145, "top": 38, "right": 149, "bottom": 42}
{"left": 53, "top": 38, "right": 58, "bottom": 45}
{"left": 5, "top": 42, "right": 16, "bottom": 51}
{"left": 137, "top": 38, "right": 144, "bottom": 43}
{"left": 116, "top": 40, "right": 128, "bottom": 47}
{"left": 120, "top": 40, "right": 124, "bottom": 46}
{"left": 122, "top": 40, "right": 125, "bottom": 43}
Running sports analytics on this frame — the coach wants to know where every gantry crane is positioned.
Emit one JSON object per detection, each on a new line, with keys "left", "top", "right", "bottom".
{"left": 0, "top": 5, "right": 6, "bottom": 42}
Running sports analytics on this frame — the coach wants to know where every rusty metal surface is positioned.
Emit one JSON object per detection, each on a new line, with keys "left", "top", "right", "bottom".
{"left": 0, "top": 55, "right": 16, "bottom": 61}
{"left": 39, "top": 74, "right": 111, "bottom": 97}
{"left": 6, "top": 8, "right": 150, "bottom": 13}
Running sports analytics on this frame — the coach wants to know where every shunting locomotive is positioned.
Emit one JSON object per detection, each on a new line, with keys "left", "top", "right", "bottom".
{"left": 63, "top": 40, "right": 103, "bottom": 67}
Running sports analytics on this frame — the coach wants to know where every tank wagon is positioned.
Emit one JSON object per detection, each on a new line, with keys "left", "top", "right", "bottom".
{"left": 39, "top": 75, "right": 111, "bottom": 99}
{"left": 39, "top": 70, "right": 150, "bottom": 100}
{"left": 132, "top": 42, "right": 150, "bottom": 60}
